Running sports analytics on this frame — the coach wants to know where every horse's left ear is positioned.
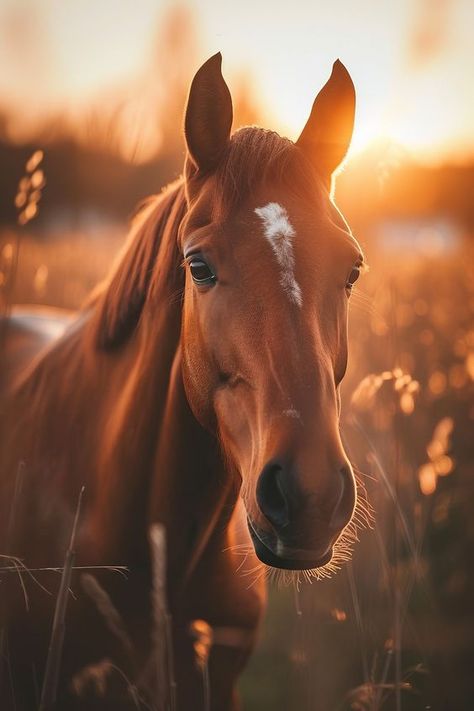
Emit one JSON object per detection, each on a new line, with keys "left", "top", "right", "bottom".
{"left": 296, "top": 60, "right": 355, "bottom": 184}
{"left": 184, "top": 52, "right": 233, "bottom": 173}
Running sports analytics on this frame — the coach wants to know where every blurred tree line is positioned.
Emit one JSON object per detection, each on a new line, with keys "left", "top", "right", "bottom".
{"left": 0, "top": 4, "right": 261, "bottom": 227}
{"left": 0, "top": 3, "right": 472, "bottom": 238}
{"left": 1, "top": 129, "right": 473, "bottom": 241}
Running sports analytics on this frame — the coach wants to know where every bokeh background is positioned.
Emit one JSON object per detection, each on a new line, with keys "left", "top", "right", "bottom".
{"left": 1, "top": 1, "right": 473, "bottom": 709}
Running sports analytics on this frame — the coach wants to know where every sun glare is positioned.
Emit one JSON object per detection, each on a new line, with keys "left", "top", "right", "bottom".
{"left": 0, "top": 0, "right": 472, "bottom": 161}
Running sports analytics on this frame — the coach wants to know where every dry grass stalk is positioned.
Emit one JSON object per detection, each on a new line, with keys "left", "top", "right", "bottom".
{"left": 190, "top": 619, "right": 213, "bottom": 711}
{"left": 39, "top": 485, "right": 84, "bottom": 711}
{"left": 80, "top": 573, "right": 134, "bottom": 661}
{"left": 0, "top": 461, "right": 25, "bottom": 702}
{"left": 15, "top": 150, "right": 45, "bottom": 227}
{"left": 149, "top": 524, "right": 176, "bottom": 711}
{"left": 72, "top": 658, "right": 149, "bottom": 708}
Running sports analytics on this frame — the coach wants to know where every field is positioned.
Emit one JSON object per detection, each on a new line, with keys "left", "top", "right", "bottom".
{"left": 1, "top": 174, "right": 473, "bottom": 709}
{"left": 242, "top": 241, "right": 474, "bottom": 710}
{"left": 1, "top": 1, "right": 474, "bottom": 706}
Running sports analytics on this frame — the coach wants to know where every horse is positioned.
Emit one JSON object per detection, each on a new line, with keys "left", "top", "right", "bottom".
{"left": 0, "top": 53, "right": 364, "bottom": 710}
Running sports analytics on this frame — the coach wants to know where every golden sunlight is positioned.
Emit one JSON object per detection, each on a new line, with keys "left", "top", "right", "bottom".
{"left": 1, "top": 3, "right": 474, "bottom": 709}
{"left": 0, "top": 0, "right": 473, "bottom": 161}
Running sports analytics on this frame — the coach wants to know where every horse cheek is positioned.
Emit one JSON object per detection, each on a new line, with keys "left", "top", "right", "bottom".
{"left": 181, "top": 332, "right": 215, "bottom": 431}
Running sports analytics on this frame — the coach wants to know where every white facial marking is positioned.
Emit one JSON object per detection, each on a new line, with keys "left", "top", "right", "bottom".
{"left": 254, "top": 202, "right": 302, "bottom": 307}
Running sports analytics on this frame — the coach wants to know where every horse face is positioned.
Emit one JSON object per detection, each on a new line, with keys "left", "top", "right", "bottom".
{"left": 180, "top": 54, "right": 362, "bottom": 572}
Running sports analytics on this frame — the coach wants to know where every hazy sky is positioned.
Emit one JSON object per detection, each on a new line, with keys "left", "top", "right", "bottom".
{"left": 0, "top": 0, "right": 473, "bottom": 161}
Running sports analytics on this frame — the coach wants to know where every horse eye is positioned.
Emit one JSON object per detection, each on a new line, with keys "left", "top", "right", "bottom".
{"left": 189, "top": 257, "right": 216, "bottom": 286}
{"left": 346, "top": 266, "right": 361, "bottom": 291}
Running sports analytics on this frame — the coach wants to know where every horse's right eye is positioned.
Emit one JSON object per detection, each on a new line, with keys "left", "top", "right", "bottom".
{"left": 189, "top": 257, "right": 216, "bottom": 286}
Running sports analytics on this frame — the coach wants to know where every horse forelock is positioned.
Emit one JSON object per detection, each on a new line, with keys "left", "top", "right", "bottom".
{"left": 214, "top": 126, "right": 324, "bottom": 213}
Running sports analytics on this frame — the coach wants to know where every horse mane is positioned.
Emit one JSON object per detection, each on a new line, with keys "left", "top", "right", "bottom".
{"left": 89, "top": 179, "right": 187, "bottom": 350}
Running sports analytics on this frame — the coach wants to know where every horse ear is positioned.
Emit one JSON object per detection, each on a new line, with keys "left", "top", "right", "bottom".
{"left": 184, "top": 52, "right": 233, "bottom": 173}
{"left": 296, "top": 60, "right": 355, "bottom": 184}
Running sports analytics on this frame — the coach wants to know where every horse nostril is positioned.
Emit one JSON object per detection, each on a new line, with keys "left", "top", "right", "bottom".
{"left": 256, "top": 461, "right": 290, "bottom": 530}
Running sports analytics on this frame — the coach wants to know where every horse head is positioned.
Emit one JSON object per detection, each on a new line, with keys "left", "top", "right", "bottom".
{"left": 179, "top": 54, "right": 364, "bottom": 572}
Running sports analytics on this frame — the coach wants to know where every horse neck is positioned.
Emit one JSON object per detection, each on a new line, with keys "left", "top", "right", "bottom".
{"left": 88, "top": 337, "right": 238, "bottom": 596}
{"left": 86, "top": 304, "right": 181, "bottom": 559}
{"left": 84, "top": 184, "right": 238, "bottom": 579}
{"left": 83, "top": 190, "right": 187, "bottom": 560}
{"left": 147, "top": 348, "right": 239, "bottom": 599}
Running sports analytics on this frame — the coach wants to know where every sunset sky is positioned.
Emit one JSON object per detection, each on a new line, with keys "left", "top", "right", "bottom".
{"left": 0, "top": 0, "right": 473, "bottom": 162}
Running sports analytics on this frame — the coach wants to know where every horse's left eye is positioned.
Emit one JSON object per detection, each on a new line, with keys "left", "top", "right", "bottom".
{"left": 189, "top": 257, "right": 216, "bottom": 286}
{"left": 345, "top": 266, "right": 361, "bottom": 291}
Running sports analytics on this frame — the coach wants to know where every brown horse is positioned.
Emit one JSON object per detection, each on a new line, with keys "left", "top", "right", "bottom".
{"left": 0, "top": 53, "right": 364, "bottom": 710}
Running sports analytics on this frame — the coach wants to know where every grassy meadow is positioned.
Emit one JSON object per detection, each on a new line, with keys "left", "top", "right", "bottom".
{"left": 1, "top": 159, "right": 473, "bottom": 709}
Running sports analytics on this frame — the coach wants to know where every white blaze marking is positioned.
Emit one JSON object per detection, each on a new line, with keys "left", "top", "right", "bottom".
{"left": 254, "top": 202, "right": 302, "bottom": 307}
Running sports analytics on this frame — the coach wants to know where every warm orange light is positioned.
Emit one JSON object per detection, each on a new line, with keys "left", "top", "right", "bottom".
{"left": 419, "top": 463, "right": 437, "bottom": 496}
{"left": 0, "top": 1, "right": 472, "bottom": 162}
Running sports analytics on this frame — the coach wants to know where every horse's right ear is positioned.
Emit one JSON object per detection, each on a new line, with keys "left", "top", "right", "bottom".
{"left": 184, "top": 52, "right": 233, "bottom": 173}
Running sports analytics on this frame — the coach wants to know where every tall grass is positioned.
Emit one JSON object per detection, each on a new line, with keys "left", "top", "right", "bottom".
{"left": 2, "top": 178, "right": 473, "bottom": 708}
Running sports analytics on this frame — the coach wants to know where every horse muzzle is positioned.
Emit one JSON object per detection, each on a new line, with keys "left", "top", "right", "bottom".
{"left": 247, "top": 517, "right": 333, "bottom": 570}
{"left": 246, "top": 455, "right": 356, "bottom": 570}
